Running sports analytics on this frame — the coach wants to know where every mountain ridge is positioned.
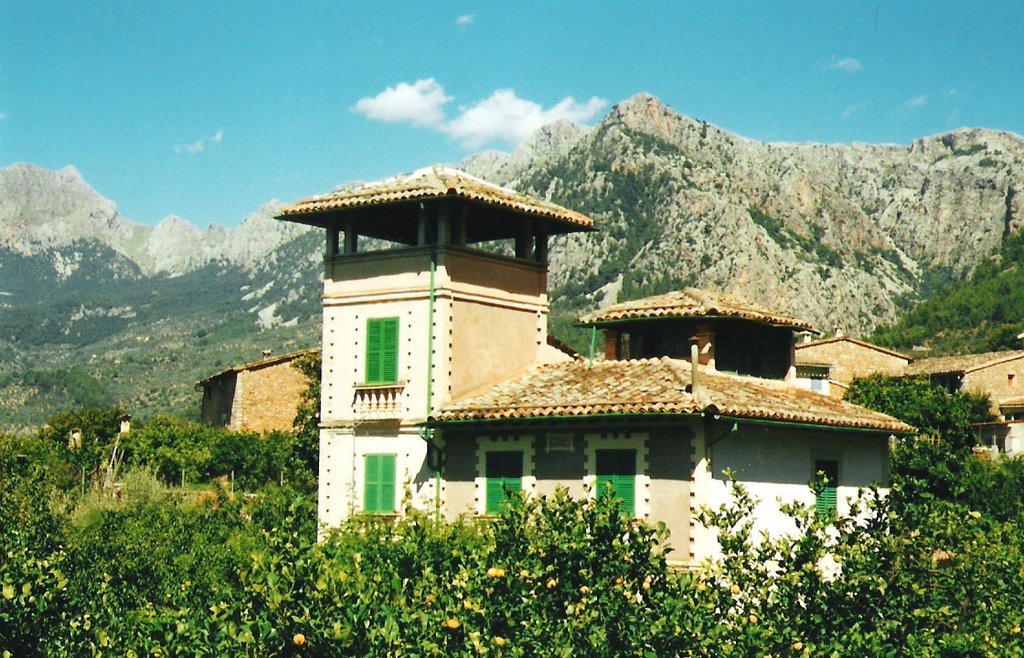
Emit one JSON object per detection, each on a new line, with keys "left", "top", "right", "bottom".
{"left": 4, "top": 93, "right": 1024, "bottom": 429}
{"left": 462, "top": 93, "right": 1023, "bottom": 339}
{"left": 0, "top": 163, "right": 312, "bottom": 277}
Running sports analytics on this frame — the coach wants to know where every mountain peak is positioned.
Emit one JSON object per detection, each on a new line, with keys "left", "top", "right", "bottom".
{"left": 56, "top": 165, "right": 83, "bottom": 181}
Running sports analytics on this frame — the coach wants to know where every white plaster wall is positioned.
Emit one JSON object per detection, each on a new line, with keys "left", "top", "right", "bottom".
{"left": 702, "top": 425, "right": 889, "bottom": 559}
{"left": 321, "top": 298, "right": 434, "bottom": 424}
{"left": 352, "top": 426, "right": 435, "bottom": 513}
{"left": 791, "top": 375, "right": 831, "bottom": 397}
{"left": 318, "top": 427, "right": 355, "bottom": 536}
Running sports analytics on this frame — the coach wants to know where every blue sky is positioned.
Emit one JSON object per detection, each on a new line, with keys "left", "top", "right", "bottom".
{"left": 2, "top": 1, "right": 1022, "bottom": 228}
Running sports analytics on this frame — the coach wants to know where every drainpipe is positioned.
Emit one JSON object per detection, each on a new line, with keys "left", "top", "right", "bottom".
{"left": 424, "top": 234, "right": 441, "bottom": 521}
{"left": 588, "top": 326, "right": 597, "bottom": 366}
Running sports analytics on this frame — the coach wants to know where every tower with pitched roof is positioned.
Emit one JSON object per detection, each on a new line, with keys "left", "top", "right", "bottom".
{"left": 277, "top": 166, "right": 593, "bottom": 526}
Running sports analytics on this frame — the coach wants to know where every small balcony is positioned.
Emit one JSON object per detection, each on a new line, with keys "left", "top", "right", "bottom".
{"left": 353, "top": 383, "right": 405, "bottom": 419}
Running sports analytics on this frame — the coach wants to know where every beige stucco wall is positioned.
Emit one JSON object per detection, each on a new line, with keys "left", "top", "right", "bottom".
{"left": 229, "top": 360, "right": 309, "bottom": 433}
{"left": 449, "top": 302, "right": 542, "bottom": 399}
{"left": 440, "top": 426, "right": 695, "bottom": 561}
{"left": 320, "top": 247, "right": 547, "bottom": 426}
{"left": 317, "top": 246, "right": 548, "bottom": 529}
{"left": 962, "top": 358, "right": 1024, "bottom": 414}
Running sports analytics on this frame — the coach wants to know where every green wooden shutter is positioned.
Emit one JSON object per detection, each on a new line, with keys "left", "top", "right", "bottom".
{"left": 485, "top": 451, "right": 523, "bottom": 515}
{"left": 364, "top": 454, "right": 396, "bottom": 514}
{"left": 365, "top": 319, "right": 382, "bottom": 384}
{"left": 816, "top": 486, "right": 837, "bottom": 518}
{"left": 814, "top": 460, "right": 839, "bottom": 518}
{"left": 382, "top": 319, "right": 399, "bottom": 383}
{"left": 364, "top": 454, "right": 379, "bottom": 512}
{"left": 596, "top": 449, "right": 636, "bottom": 516}
{"left": 365, "top": 318, "right": 399, "bottom": 384}
{"left": 615, "top": 473, "right": 635, "bottom": 515}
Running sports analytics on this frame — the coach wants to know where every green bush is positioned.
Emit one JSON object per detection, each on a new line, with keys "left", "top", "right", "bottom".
{"left": 9, "top": 409, "right": 1024, "bottom": 656}
{"left": 124, "top": 416, "right": 313, "bottom": 491}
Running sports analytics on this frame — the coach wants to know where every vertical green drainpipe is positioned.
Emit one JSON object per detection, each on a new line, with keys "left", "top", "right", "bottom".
{"left": 425, "top": 246, "right": 440, "bottom": 521}
{"left": 589, "top": 325, "right": 597, "bottom": 366}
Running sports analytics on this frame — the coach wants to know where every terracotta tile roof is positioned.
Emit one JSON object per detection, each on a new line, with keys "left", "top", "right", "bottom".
{"left": 196, "top": 349, "right": 318, "bottom": 387}
{"left": 902, "top": 351, "right": 1024, "bottom": 376}
{"left": 997, "top": 396, "right": 1024, "bottom": 408}
{"left": 580, "top": 287, "right": 813, "bottom": 331}
{"left": 795, "top": 336, "right": 911, "bottom": 362}
{"left": 434, "top": 358, "right": 911, "bottom": 433}
{"left": 278, "top": 165, "right": 594, "bottom": 230}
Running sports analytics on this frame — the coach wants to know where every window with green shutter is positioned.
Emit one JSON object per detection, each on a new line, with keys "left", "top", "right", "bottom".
{"left": 365, "top": 318, "right": 399, "bottom": 384}
{"left": 484, "top": 451, "right": 523, "bottom": 515}
{"left": 814, "top": 459, "right": 839, "bottom": 518}
{"left": 595, "top": 449, "right": 636, "bottom": 516}
{"left": 364, "top": 453, "right": 396, "bottom": 514}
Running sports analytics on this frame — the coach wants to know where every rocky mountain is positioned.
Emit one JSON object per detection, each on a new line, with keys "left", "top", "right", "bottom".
{"left": 4, "top": 93, "right": 1024, "bottom": 430}
{"left": 463, "top": 94, "right": 1024, "bottom": 340}
{"left": 0, "top": 164, "right": 311, "bottom": 277}
{"left": 0, "top": 164, "right": 323, "bottom": 430}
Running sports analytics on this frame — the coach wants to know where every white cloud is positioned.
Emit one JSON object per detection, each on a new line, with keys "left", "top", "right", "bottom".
{"left": 444, "top": 90, "right": 606, "bottom": 149}
{"left": 0, "top": 112, "right": 7, "bottom": 121}
{"left": 455, "top": 14, "right": 473, "bottom": 26}
{"left": 841, "top": 102, "right": 867, "bottom": 119}
{"left": 351, "top": 78, "right": 452, "bottom": 127}
{"left": 174, "top": 129, "right": 225, "bottom": 155}
{"left": 903, "top": 95, "right": 928, "bottom": 111}
{"left": 826, "top": 57, "right": 862, "bottom": 73}
{"left": 353, "top": 79, "right": 607, "bottom": 150}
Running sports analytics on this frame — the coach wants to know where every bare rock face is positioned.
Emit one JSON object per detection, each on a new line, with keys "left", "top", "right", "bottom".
{"left": 463, "top": 119, "right": 589, "bottom": 187}
{"left": 463, "top": 94, "right": 1024, "bottom": 335}
{"left": 0, "top": 164, "right": 143, "bottom": 259}
{"left": 0, "top": 164, "right": 312, "bottom": 277}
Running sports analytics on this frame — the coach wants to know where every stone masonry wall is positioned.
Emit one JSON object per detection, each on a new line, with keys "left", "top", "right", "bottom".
{"left": 796, "top": 340, "right": 910, "bottom": 390}
{"left": 230, "top": 359, "right": 311, "bottom": 433}
{"left": 963, "top": 358, "right": 1024, "bottom": 415}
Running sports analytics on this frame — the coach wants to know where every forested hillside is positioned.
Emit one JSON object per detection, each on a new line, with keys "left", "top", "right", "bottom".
{"left": 872, "top": 228, "right": 1024, "bottom": 354}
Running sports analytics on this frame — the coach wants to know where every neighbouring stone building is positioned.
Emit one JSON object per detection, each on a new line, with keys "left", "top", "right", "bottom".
{"left": 794, "top": 336, "right": 912, "bottom": 399}
{"left": 900, "top": 351, "right": 1024, "bottom": 454}
{"left": 197, "top": 349, "right": 316, "bottom": 433}
{"left": 276, "top": 165, "right": 910, "bottom": 565}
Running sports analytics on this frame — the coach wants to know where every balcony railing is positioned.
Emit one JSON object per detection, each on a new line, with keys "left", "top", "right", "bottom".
{"left": 353, "top": 383, "right": 405, "bottom": 419}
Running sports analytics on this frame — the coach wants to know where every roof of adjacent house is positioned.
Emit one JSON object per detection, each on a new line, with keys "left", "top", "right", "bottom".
{"left": 196, "top": 349, "right": 318, "bottom": 387}
{"left": 795, "top": 336, "right": 911, "bottom": 362}
{"left": 902, "top": 350, "right": 1024, "bottom": 377}
{"left": 277, "top": 165, "right": 594, "bottom": 231}
{"left": 580, "top": 287, "right": 814, "bottom": 331}
{"left": 433, "top": 357, "right": 911, "bottom": 433}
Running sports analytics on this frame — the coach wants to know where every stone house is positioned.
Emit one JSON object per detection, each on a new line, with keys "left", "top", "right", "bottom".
{"left": 900, "top": 351, "right": 1024, "bottom": 454}
{"left": 794, "top": 336, "right": 912, "bottom": 399}
{"left": 277, "top": 165, "right": 910, "bottom": 564}
{"left": 197, "top": 349, "right": 316, "bottom": 433}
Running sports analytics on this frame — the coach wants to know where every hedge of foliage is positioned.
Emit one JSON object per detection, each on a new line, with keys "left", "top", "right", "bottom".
{"left": 5, "top": 429, "right": 1024, "bottom": 656}
{"left": 5, "top": 380, "right": 1024, "bottom": 656}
